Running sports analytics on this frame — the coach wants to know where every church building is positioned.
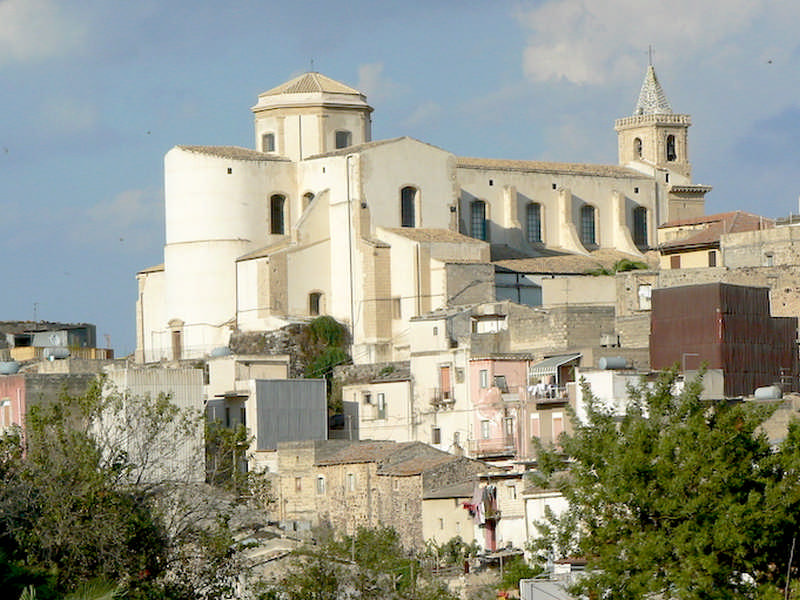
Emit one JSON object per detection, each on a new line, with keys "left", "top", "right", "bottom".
{"left": 135, "top": 65, "right": 710, "bottom": 364}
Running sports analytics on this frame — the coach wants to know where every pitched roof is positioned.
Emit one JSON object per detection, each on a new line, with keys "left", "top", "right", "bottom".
{"left": 176, "top": 145, "right": 291, "bottom": 162}
{"left": 137, "top": 263, "right": 164, "bottom": 275}
{"left": 634, "top": 64, "right": 673, "bottom": 115}
{"left": 380, "top": 228, "right": 485, "bottom": 244}
{"left": 314, "top": 440, "right": 461, "bottom": 476}
{"left": 659, "top": 211, "right": 775, "bottom": 251}
{"left": 259, "top": 72, "right": 363, "bottom": 96}
{"left": 457, "top": 157, "right": 647, "bottom": 179}
{"left": 305, "top": 136, "right": 447, "bottom": 160}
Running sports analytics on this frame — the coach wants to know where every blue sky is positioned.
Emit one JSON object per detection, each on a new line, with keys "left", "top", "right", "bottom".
{"left": 1, "top": 0, "right": 798, "bottom": 355}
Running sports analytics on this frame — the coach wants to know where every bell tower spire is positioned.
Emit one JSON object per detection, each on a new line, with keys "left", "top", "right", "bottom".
{"left": 615, "top": 59, "right": 691, "bottom": 180}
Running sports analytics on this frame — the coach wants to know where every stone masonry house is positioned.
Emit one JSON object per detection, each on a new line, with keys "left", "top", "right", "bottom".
{"left": 276, "top": 440, "right": 493, "bottom": 547}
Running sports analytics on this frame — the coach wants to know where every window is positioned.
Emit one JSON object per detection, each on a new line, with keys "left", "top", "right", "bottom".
{"left": 531, "top": 414, "right": 540, "bottom": 438}
{"left": 633, "top": 206, "right": 648, "bottom": 248}
{"left": 638, "top": 284, "right": 652, "bottom": 310}
{"left": 303, "top": 192, "right": 315, "bottom": 209}
{"left": 580, "top": 205, "right": 596, "bottom": 246}
{"left": 309, "top": 292, "right": 322, "bottom": 316}
{"left": 526, "top": 203, "right": 542, "bottom": 243}
{"left": 224, "top": 406, "right": 230, "bottom": 428}
{"left": 392, "top": 297, "right": 401, "bottom": 319}
{"left": 670, "top": 255, "right": 681, "bottom": 269}
{"left": 262, "top": 133, "right": 275, "bottom": 152}
{"left": 377, "top": 393, "right": 386, "bottom": 420}
{"left": 432, "top": 426, "right": 441, "bottom": 445}
{"left": 708, "top": 250, "right": 717, "bottom": 267}
{"left": 438, "top": 518, "right": 444, "bottom": 530}
{"left": 294, "top": 477, "right": 302, "bottom": 492}
{"left": 504, "top": 416, "right": 514, "bottom": 438}
{"left": 316, "top": 476, "right": 326, "bottom": 495}
{"left": 507, "top": 484, "right": 517, "bottom": 500}
{"left": 666, "top": 135, "right": 677, "bottom": 162}
{"left": 470, "top": 200, "right": 487, "bottom": 240}
{"left": 480, "top": 420, "right": 491, "bottom": 440}
{"left": 765, "top": 253, "right": 774, "bottom": 267}
{"left": 347, "top": 473, "right": 356, "bottom": 492}
{"left": 453, "top": 431, "right": 460, "bottom": 445}
{"left": 494, "top": 375, "right": 508, "bottom": 392}
{"left": 433, "top": 326, "right": 438, "bottom": 336}
{"left": 439, "top": 366, "right": 451, "bottom": 400}
{"left": 552, "top": 412, "right": 564, "bottom": 441}
{"left": 479, "top": 369, "right": 489, "bottom": 388}
{"left": 335, "top": 130, "right": 352, "bottom": 149}
{"left": 401, "top": 186, "right": 416, "bottom": 228}
{"left": 240, "top": 406, "right": 246, "bottom": 426}
{"left": 363, "top": 392, "right": 372, "bottom": 405}
{"left": 634, "top": 137, "right": 642, "bottom": 158}
{"left": 270, "top": 194, "right": 286, "bottom": 235}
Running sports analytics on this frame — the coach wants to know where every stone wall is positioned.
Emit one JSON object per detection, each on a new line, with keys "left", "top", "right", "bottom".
{"left": 229, "top": 325, "right": 307, "bottom": 377}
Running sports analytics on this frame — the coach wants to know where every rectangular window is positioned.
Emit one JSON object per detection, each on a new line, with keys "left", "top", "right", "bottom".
{"left": 526, "top": 203, "right": 542, "bottom": 243}
{"left": 580, "top": 205, "right": 596, "bottom": 246}
{"left": 294, "top": 477, "right": 302, "bottom": 492}
{"left": 363, "top": 392, "right": 372, "bottom": 405}
{"left": 392, "top": 297, "right": 401, "bottom": 319}
{"left": 708, "top": 250, "right": 717, "bottom": 267}
{"left": 765, "top": 253, "right": 774, "bottom": 267}
{"left": 432, "top": 426, "right": 441, "bottom": 445}
{"left": 670, "top": 255, "right": 681, "bottom": 269}
{"left": 438, "top": 518, "right": 444, "bottom": 530}
{"left": 531, "top": 414, "right": 540, "bottom": 438}
{"left": 633, "top": 207, "right": 647, "bottom": 247}
{"left": 440, "top": 366, "right": 451, "bottom": 400}
{"left": 335, "top": 130, "right": 352, "bottom": 149}
{"left": 504, "top": 416, "right": 514, "bottom": 438}
{"left": 479, "top": 369, "right": 489, "bottom": 388}
{"left": 316, "top": 476, "right": 326, "bottom": 495}
{"left": 240, "top": 406, "right": 246, "bottom": 426}
{"left": 262, "top": 132, "right": 275, "bottom": 152}
{"left": 377, "top": 393, "right": 386, "bottom": 420}
{"left": 494, "top": 375, "right": 508, "bottom": 392}
{"left": 481, "top": 420, "right": 491, "bottom": 440}
{"left": 552, "top": 412, "right": 564, "bottom": 442}
{"left": 638, "top": 284, "right": 652, "bottom": 310}
{"left": 393, "top": 478, "right": 400, "bottom": 491}
{"left": 347, "top": 473, "right": 356, "bottom": 492}
{"left": 270, "top": 195, "right": 285, "bottom": 235}
{"left": 470, "top": 200, "right": 487, "bottom": 240}
{"left": 507, "top": 484, "right": 517, "bottom": 500}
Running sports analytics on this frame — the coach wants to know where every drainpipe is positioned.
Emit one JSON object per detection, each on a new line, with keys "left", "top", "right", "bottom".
{"left": 346, "top": 155, "right": 356, "bottom": 347}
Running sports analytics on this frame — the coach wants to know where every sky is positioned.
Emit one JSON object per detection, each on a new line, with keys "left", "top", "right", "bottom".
{"left": 1, "top": 0, "right": 798, "bottom": 356}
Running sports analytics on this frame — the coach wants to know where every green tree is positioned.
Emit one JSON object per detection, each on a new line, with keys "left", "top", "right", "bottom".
{"left": 299, "top": 316, "right": 352, "bottom": 412}
{"left": 535, "top": 369, "right": 800, "bottom": 600}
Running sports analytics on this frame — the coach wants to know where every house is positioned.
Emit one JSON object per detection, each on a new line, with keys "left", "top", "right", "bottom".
{"left": 1, "top": 321, "right": 113, "bottom": 361}
{"left": 276, "top": 440, "right": 492, "bottom": 547}
{"left": 136, "top": 63, "right": 710, "bottom": 365}
{"left": 658, "top": 211, "right": 773, "bottom": 270}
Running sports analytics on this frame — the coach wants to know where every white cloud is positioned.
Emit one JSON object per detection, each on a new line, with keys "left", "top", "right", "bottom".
{"left": 357, "top": 63, "right": 403, "bottom": 102}
{"left": 0, "top": 0, "right": 88, "bottom": 66}
{"left": 515, "top": 0, "right": 796, "bottom": 85}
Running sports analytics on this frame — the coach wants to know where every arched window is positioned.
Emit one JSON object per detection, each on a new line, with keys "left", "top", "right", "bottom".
{"left": 666, "top": 135, "right": 677, "bottom": 162}
{"left": 470, "top": 200, "right": 487, "bottom": 241}
{"left": 335, "top": 130, "right": 352, "bottom": 149}
{"left": 401, "top": 186, "right": 416, "bottom": 228}
{"left": 262, "top": 133, "right": 275, "bottom": 153}
{"left": 526, "top": 203, "right": 542, "bottom": 243}
{"left": 303, "top": 192, "right": 315, "bottom": 210}
{"left": 633, "top": 207, "right": 648, "bottom": 248}
{"left": 270, "top": 194, "right": 286, "bottom": 235}
{"left": 309, "top": 292, "right": 322, "bottom": 316}
{"left": 580, "top": 205, "right": 596, "bottom": 246}
{"left": 634, "top": 137, "right": 642, "bottom": 159}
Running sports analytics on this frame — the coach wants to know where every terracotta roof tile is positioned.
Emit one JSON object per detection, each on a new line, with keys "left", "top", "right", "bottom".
{"left": 381, "top": 228, "right": 485, "bottom": 244}
{"left": 176, "top": 145, "right": 291, "bottom": 162}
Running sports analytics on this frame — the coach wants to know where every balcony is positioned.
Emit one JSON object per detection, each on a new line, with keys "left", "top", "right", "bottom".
{"left": 430, "top": 388, "right": 455, "bottom": 410}
{"left": 469, "top": 435, "right": 517, "bottom": 459}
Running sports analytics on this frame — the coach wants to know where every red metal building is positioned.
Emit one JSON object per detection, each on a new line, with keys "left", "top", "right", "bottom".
{"left": 650, "top": 283, "right": 798, "bottom": 396}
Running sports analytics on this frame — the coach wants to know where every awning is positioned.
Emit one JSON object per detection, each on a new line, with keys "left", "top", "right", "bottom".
{"left": 528, "top": 353, "right": 581, "bottom": 378}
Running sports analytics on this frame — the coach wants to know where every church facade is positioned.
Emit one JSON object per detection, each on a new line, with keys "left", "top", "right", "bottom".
{"left": 135, "top": 66, "right": 709, "bottom": 364}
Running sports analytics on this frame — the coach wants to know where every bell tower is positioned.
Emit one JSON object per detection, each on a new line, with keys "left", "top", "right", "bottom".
{"left": 615, "top": 63, "right": 692, "bottom": 181}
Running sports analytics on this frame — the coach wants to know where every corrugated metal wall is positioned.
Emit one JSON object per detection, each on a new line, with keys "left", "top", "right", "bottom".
{"left": 254, "top": 379, "right": 327, "bottom": 450}
{"left": 650, "top": 283, "right": 798, "bottom": 396}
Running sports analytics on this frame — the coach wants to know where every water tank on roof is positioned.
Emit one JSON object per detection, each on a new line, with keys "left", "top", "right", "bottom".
{"left": 754, "top": 385, "right": 782, "bottom": 400}
{"left": 0, "top": 361, "right": 20, "bottom": 375}
{"left": 599, "top": 356, "right": 627, "bottom": 370}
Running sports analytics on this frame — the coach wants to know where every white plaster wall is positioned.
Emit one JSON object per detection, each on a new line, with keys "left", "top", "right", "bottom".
{"left": 422, "top": 497, "right": 475, "bottom": 545}
{"left": 457, "top": 167, "right": 657, "bottom": 250}
{"left": 574, "top": 369, "right": 641, "bottom": 423}
{"left": 524, "top": 490, "right": 569, "bottom": 553}
{"left": 359, "top": 139, "right": 456, "bottom": 232}
{"left": 344, "top": 380, "right": 412, "bottom": 442}
{"left": 541, "top": 276, "right": 616, "bottom": 306}
{"left": 136, "top": 270, "right": 165, "bottom": 363}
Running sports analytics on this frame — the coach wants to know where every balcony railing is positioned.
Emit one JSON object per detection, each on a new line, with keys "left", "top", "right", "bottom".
{"left": 469, "top": 435, "right": 516, "bottom": 458}
{"left": 430, "top": 388, "right": 455, "bottom": 410}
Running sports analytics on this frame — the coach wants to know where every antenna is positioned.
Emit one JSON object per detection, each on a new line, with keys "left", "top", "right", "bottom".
{"left": 310, "top": 58, "right": 315, "bottom": 72}
{"left": 33, "top": 302, "right": 39, "bottom": 321}
{"left": 648, "top": 45, "right": 654, "bottom": 66}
